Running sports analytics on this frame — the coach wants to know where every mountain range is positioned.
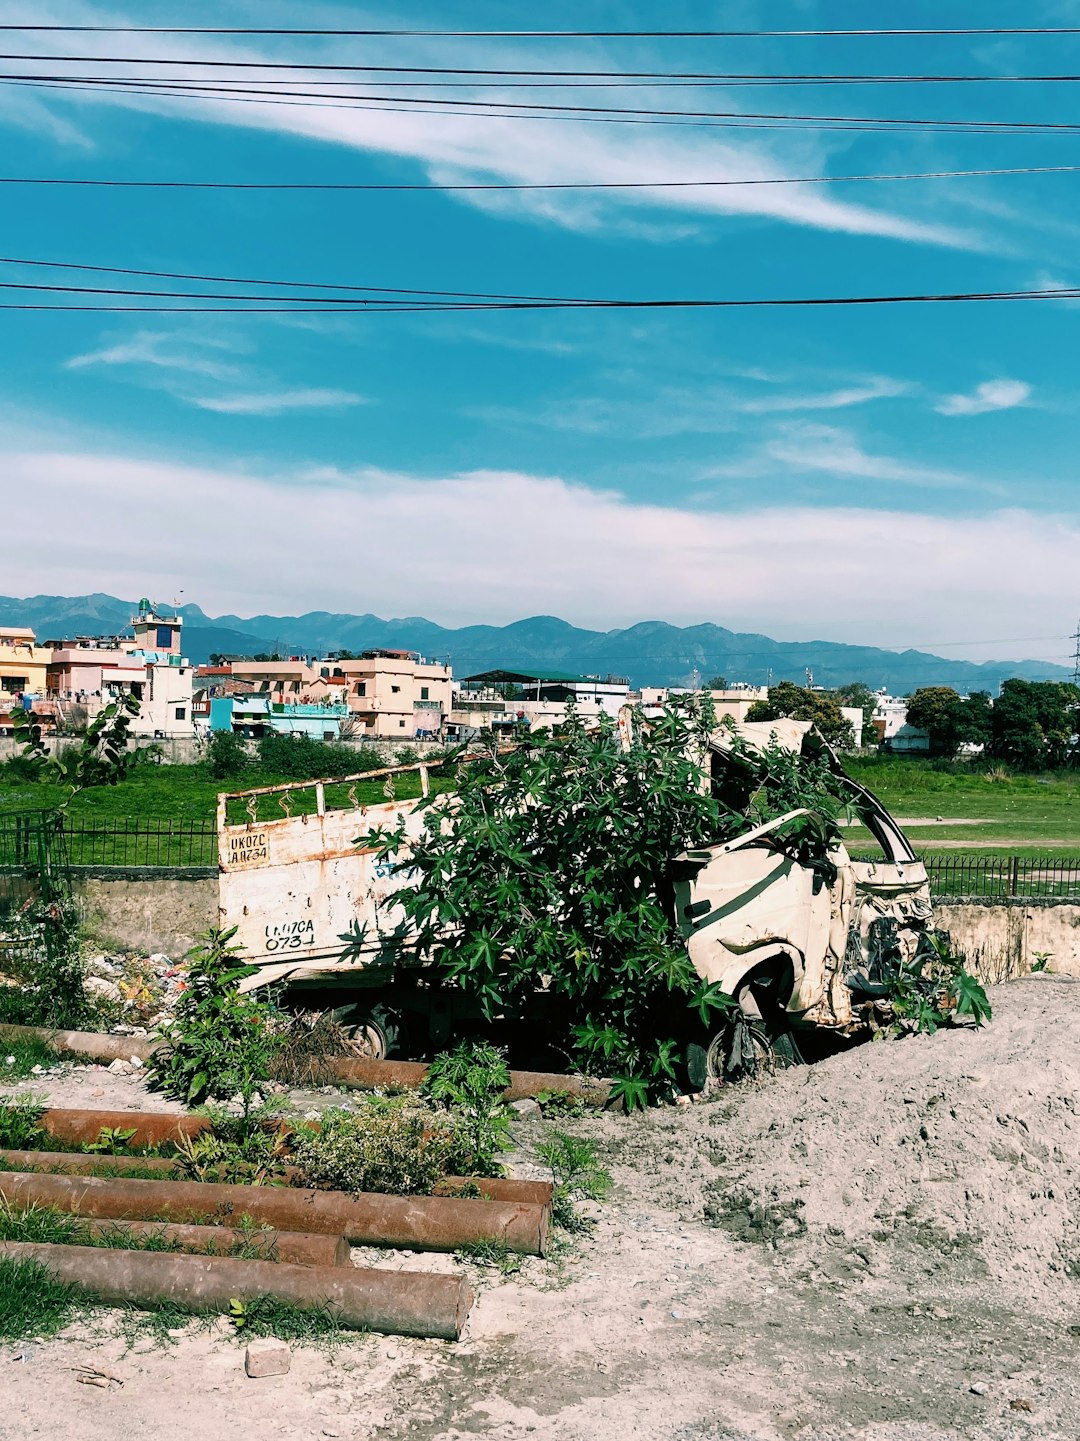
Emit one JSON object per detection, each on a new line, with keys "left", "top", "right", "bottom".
{"left": 0, "top": 592, "right": 1070, "bottom": 694}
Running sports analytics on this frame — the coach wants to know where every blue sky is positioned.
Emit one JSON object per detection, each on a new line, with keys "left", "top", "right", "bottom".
{"left": 2, "top": 0, "right": 1079, "bottom": 665}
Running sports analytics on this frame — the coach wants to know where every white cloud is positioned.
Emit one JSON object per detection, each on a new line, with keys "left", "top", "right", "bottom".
{"left": 935, "top": 379, "right": 1033, "bottom": 417}
{"left": 738, "top": 378, "right": 911, "bottom": 414}
{"left": 185, "top": 388, "right": 367, "bottom": 415}
{"left": 708, "top": 422, "right": 992, "bottom": 492}
{"left": 0, "top": 8, "right": 975, "bottom": 250}
{"left": 66, "top": 331, "right": 245, "bottom": 382}
{"left": 0, "top": 441, "right": 1073, "bottom": 658}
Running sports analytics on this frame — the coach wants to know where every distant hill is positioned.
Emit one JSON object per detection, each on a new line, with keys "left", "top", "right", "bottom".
{"left": 0, "top": 593, "right": 1071, "bottom": 693}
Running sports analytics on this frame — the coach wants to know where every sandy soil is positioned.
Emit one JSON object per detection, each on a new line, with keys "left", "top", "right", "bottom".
{"left": 3, "top": 974, "right": 1080, "bottom": 1440}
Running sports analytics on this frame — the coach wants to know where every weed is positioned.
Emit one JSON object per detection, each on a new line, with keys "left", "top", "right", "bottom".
{"left": 0, "top": 1256, "right": 82, "bottom": 1341}
{"left": 0, "top": 1097, "right": 45, "bottom": 1150}
{"left": 537, "top": 1129, "right": 613, "bottom": 1232}
{"left": 535, "top": 1089, "right": 588, "bottom": 1118}
{"left": 456, "top": 1239, "right": 523, "bottom": 1277}
{"left": 0, "top": 1036, "right": 58, "bottom": 1080}
{"left": 226, "top": 1294, "right": 352, "bottom": 1347}
{"left": 147, "top": 927, "right": 285, "bottom": 1111}
{"left": 0, "top": 1199, "right": 83, "bottom": 1245}
{"left": 423, "top": 1040, "right": 511, "bottom": 1178}
{"left": 173, "top": 1107, "right": 291, "bottom": 1187}
{"left": 84, "top": 1126, "right": 138, "bottom": 1156}
{"left": 882, "top": 933, "right": 993, "bottom": 1035}
{"left": 1031, "top": 951, "right": 1053, "bottom": 973}
{"left": 293, "top": 1101, "right": 456, "bottom": 1196}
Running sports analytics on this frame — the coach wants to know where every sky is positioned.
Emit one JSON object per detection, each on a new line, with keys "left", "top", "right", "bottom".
{"left": 1, "top": 0, "right": 1079, "bottom": 665}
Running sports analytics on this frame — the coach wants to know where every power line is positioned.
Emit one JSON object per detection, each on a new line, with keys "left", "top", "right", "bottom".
{"left": 4, "top": 163, "right": 1079, "bottom": 194}
{"left": 15, "top": 73, "right": 1080, "bottom": 135}
{"left": 15, "top": 54, "right": 1080, "bottom": 84}
{"left": 5, "top": 26, "right": 1080, "bottom": 39}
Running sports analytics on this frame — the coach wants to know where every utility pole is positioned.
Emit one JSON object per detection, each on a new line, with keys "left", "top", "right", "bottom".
{"left": 1072, "top": 619, "right": 1080, "bottom": 686}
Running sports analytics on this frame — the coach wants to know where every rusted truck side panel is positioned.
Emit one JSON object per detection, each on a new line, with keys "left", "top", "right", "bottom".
{"left": 217, "top": 772, "right": 431, "bottom": 980}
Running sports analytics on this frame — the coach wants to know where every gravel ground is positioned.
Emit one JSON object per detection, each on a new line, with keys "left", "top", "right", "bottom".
{"left": 3, "top": 973, "right": 1080, "bottom": 1440}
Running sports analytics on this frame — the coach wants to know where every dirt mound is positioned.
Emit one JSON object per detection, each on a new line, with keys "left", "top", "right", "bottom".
{"left": 600, "top": 974, "right": 1080, "bottom": 1316}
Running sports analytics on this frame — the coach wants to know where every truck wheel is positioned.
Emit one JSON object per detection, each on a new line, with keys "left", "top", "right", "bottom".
{"left": 331, "top": 1003, "right": 405, "bottom": 1061}
{"left": 687, "top": 988, "right": 803, "bottom": 1088}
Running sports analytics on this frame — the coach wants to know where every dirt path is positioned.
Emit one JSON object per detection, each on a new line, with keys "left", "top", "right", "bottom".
{"left": 4, "top": 975, "right": 1080, "bottom": 1440}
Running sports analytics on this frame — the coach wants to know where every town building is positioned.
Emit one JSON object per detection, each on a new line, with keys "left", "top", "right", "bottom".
{"left": 208, "top": 695, "right": 350, "bottom": 741}
{"left": 0, "top": 626, "right": 52, "bottom": 731}
{"left": 44, "top": 601, "right": 195, "bottom": 739}
{"left": 457, "top": 669, "right": 631, "bottom": 731}
{"left": 872, "top": 691, "right": 929, "bottom": 754}
{"left": 330, "top": 650, "right": 453, "bottom": 738}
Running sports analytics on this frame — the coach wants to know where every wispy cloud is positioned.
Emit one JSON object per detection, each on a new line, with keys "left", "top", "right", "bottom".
{"left": 935, "top": 379, "right": 1033, "bottom": 417}
{"left": 0, "top": 8, "right": 976, "bottom": 250}
{"left": 738, "top": 377, "right": 911, "bottom": 414}
{"left": 706, "top": 421, "right": 995, "bottom": 492}
{"left": 185, "top": 388, "right": 367, "bottom": 416}
{"left": 66, "top": 331, "right": 245, "bottom": 382}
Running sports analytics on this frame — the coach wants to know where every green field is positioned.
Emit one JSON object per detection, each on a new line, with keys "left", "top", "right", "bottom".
{"left": 844, "top": 757, "right": 1080, "bottom": 851}
{"left": 2, "top": 755, "right": 1079, "bottom": 863}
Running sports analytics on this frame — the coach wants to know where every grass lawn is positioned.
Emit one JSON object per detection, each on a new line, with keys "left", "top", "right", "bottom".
{"left": 844, "top": 757, "right": 1080, "bottom": 851}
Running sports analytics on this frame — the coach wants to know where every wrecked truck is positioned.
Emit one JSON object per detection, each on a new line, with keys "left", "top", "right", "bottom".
{"left": 216, "top": 720, "right": 933, "bottom": 1077}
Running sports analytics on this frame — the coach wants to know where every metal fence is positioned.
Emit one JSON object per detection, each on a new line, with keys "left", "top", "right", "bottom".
{"left": 58, "top": 817, "right": 218, "bottom": 869}
{"left": 852, "top": 852, "right": 1080, "bottom": 902}
{"left": 0, "top": 810, "right": 71, "bottom": 917}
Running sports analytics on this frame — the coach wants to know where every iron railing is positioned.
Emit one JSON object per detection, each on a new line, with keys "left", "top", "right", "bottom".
{"left": 855, "top": 852, "right": 1080, "bottom": 901}
{"left": 57, "top": 817, "right": 217, "bottom": 868}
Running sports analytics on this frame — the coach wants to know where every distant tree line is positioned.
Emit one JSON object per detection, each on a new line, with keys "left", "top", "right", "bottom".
{"left": 906, "top": 680, "right": 1080, "bottom": 768}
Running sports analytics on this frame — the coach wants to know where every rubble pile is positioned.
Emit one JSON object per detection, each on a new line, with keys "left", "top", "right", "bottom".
{"left": 85, "top": 950, "right": 187, "bottom": 1033}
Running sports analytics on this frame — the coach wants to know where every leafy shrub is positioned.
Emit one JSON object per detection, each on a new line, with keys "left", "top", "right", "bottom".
{"left": 206, "top": 730, "right": 251, "bottom": 780}
{"left": 147, "top": 927, "right": 284, "bottom": 1111}
{"left": 422, "top": 1040, "right": 511, "bottom": 1177}
{"left": 0, "top": 896, "right": 93, "bottom": 1031}
{"left": 0, "top": 1098, "right": 46, "bottom": 1150}
{"left": 292, "top": 1101, "right": 457, "bottom": 1196}
{"left": 882, "top": 933, "right": 992, "bottom": 1034}
{"left": 537, "top": 1129, "right": 613, "bottom": 1231}
{"left": 368, "top": 699, "right": 763, "bottom": 1107}
{"left": 256, "top": 732, "right": 358, "bottom": 781}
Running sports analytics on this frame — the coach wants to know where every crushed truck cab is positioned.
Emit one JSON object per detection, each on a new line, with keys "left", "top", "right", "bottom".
{"left": 674, "top": 720, "right": 932, "bottom": 1042}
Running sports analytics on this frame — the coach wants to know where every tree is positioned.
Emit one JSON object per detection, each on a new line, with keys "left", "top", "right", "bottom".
{"left": 745, "top": 682, "right": 855, "bottom": 749}
{"left": 706, "top": 674, "right": 727, "bottom": 691}
{"left": 990, "top": 680, "right": 1080, "bottom": 770}
{"left": 365, "top": 699, "right": 851, "bottom": 1107}
{"left": 905, "top": 687, "right": 966, "bottom": 757}
{"left": 959, "top": 691, "right": 993, "bottom": 751}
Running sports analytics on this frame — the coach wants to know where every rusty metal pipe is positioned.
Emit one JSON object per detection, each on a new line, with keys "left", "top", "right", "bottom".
{"left": 0, "top": 1023, "right": 612, "bottom": 1103}
{"left": 0, "top": 1171, "right": 549, "bottom": 1256}
{"left": 0, "top": 1241, "right": 472, "bottom": 1340}
{"left": 0, "top": 1149, "right": 178, "bottom": 1176}
{"left": 77, "top": 1220, "right": 350, "bottom": 1267}
{"left": 38, "top": 1109, "right": 208, "bottom": 1150}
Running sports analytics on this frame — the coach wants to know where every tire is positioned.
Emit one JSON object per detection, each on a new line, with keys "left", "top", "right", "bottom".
{"left": 330, "top": 1002, "right": 406, "bottom": 1061}
{"left": 690, "top": 984, "right": 803, "bottom": 1087}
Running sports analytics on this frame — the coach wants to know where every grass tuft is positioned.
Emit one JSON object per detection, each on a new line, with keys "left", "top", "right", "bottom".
{"left": 0, "top": 1255, "right": 81, "bottom": 1341}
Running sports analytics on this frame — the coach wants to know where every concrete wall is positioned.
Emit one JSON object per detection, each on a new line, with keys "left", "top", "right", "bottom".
{"left": 936, "top": 900, "right": 1080, "bottom": 983}
{"left": 72, "top": 869, "right": 217, "bottom": 959}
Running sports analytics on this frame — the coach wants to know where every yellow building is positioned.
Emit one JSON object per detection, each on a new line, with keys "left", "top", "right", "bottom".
{"left": 0, "top": 626, "right": 50, "bottom": 700}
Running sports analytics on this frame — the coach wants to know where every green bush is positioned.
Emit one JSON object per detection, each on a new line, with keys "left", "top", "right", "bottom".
{"left": 423, "top": 1040, "right": 511, "bottom": 1177}
{"left": 147, "top": 928, "right": 284, "bottom": 1112}
{"left": 256, "top": 732, "right": 358, "bottom": 781}
{"left": 0, "top": 897, "right": 93, "bottom": 1031}
{"left": 206, "top": 730, "right": 251, "bottom": 780}
{"left": 292, "top": 1101, "right": 457, "bottom": 1196}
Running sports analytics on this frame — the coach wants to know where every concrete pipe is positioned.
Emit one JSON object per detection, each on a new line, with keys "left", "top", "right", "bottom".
{"left": 38, "top": 1108, "right": 209, "bottom": 1150}
{"left": 0, "top": 1024, "right": 156, "bottom": 1064}
{"left": 0, "top": 1149, "right": 178, "bottom": 1177}
{"left": 328, "top": 1056, "right": 612, "bottom": 1106}
{"left": 0, "top": 1171, "right": 549, "bottom": 1256}
{"left": 0, "top": 1241, "right": 472, "bottom": 1340}
{"left": 78, "top": 1220, "right": 350, "bottom": 1267}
